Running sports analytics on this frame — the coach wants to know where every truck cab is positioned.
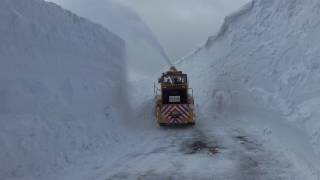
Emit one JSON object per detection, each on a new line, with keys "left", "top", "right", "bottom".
{"left": 155, "top": 67, "right": 195, "bottom": 126}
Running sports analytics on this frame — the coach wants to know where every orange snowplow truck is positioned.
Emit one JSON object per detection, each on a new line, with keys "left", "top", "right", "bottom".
{"left": 154, "top": 67, "right": 195, "bottom": 126}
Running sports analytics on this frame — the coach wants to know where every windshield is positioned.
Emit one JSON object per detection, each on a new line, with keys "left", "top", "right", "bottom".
{"left": 163, "top": 75, "right": 187, "bottom": 84}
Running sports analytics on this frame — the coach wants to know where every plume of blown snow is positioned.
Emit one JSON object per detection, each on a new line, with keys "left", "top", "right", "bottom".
{"left": 49, "top": 0, "right": 170, "bottom": 77}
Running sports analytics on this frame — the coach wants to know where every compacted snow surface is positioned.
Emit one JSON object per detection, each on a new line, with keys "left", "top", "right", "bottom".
{"left": 1, "top": 0, "right": 320, "bottom": 179}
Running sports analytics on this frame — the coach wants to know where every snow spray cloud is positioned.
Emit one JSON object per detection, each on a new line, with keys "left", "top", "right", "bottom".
{"left": 49, "top": 0, "right": 170, "bottom": 75}
{"left": 158, "top": 45, "right": 173, "bottom": 67}
{"left": 114, "top": 0, "right": 249, "bottom": 60}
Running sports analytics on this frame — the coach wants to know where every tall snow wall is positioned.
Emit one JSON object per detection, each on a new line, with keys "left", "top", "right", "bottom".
{"left": 179, "top": 0, "right": 320, "bottom": 156}
{"left": 0, "top": 0, "right": 126, "bottom": 179}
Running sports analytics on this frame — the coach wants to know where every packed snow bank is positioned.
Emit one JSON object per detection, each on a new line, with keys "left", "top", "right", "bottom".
{"left": 0, "top": 0, "right": 127, "bottom": 179}
{"left": 50, "top": 0, "right": 170, "bottom": 77}
{"left": 178, "top": 0, "right": 320, "bottom": 178}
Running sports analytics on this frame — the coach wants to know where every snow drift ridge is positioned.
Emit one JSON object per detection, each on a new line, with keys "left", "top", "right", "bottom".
{"left": 206, "top": 0, "right": 255, "bottom": 47}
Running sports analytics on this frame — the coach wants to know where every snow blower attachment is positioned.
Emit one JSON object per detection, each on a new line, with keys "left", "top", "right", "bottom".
{"left": 154, "top": 66, "right": 195, "bottom": 126}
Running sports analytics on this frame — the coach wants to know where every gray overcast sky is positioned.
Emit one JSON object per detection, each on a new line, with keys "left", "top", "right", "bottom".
{"left": 114, "top": 0, "right": 249, "bottom": 60}
{"left": 53, "top": 0, "right": 249, "bottom": 60}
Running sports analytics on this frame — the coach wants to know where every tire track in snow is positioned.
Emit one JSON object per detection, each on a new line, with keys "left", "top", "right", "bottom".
{"left": 100, "top": 123, "right": 300, "bottom": 180}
